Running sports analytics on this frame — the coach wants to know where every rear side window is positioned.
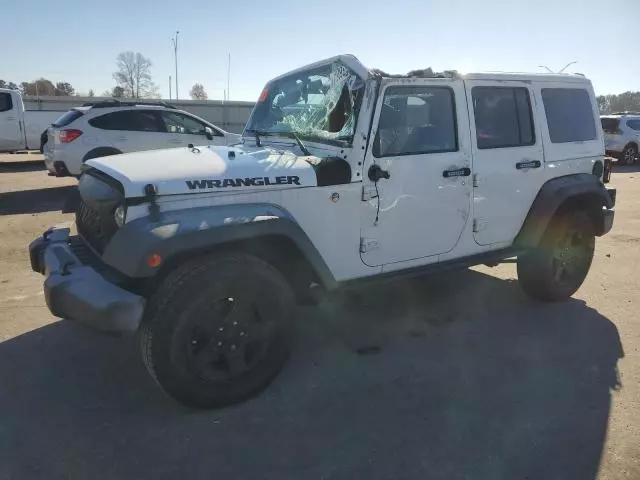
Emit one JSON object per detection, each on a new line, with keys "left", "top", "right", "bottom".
{"left": 626, "top": 119, "right": 640, "bottom": 131}
{"left": 601, "top": 118, "right": 621, "bottom": 134}
{"left": 160, "top": 111, "right": 221, "bottom": 136}
{"left": 472, "top": 87, "right": 535, "bottom": 149}
{"left": 52, "top": 109, "right": 84, "bottom": 127}
{"left": 0, "top": 93, "right": 13, "bottom": 112}
{"left": 541, "top": 88, "right": 596, "bottom": 143}
{"left": 373, "top": 86, "right": 458, "bottom": 157}
{"left": 89, "top": 110, "right": 165, "bottom": 132}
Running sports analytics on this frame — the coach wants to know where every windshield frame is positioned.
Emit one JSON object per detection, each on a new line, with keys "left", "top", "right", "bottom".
{"left": 244, "top": 59, "right": 367, "bottom": 148}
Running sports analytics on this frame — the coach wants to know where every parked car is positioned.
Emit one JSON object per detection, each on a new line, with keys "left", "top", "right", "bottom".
{"left": 600, "top": 112, "right": 640, "bottom": 165}
{"left": 44, "top": 100, "right": 242, "bottom": 177}
{"left": 0, "top": 88, "right": 65, "bottom": 153}
{"left": 30, "top": 54, "right": 615, "bottom": 408}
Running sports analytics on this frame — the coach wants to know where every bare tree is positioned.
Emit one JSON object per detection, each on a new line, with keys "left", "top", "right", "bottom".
{"left": 113, "top": 51, "right": 158, "bottom": 98}
{"left": 21, "top": 78, "right": 57, "bottom": 96}
{"left": 102, "top": 86, "right": 126, "bottom": 98}
{"left": 596, "top": 92, "right": 640, "bottom": 114}
{"left": 88, "top": 89, "right": 95, "bottom": 97}
{"left": 190, "top": 83, "right": 208, "bottom": 100}
{"left": 0, "top": 80, "right": 17, "bottom": 90}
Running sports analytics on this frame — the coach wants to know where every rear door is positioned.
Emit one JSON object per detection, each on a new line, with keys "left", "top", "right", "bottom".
{"left": 88, "top": 110, "right": 169, "bottom": 153}
{"left": 601, "top": 116, "right": 623, "bottom": 153}
{"left": 465, "top": 81, "right": 544, "bottom": 246}
{"left": 0, "top": 92, "right": 23, "bottom": 151}
{"left": 159, "top": 111, "right": 226, "bottom": 147}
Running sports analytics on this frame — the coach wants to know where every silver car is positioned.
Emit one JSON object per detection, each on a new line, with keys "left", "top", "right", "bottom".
{"left": 601, "top": 113, "right": 640, "bottom": 165}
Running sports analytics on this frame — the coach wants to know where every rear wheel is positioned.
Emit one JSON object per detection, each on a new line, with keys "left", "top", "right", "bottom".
{"left": 517, "top": 211, "right": 595, "bottom": 302}
{"left": 619, "top": 144, "right": 637, "bottom": 165}
{"left": 140, "top": 253, "right": 295, "bottom": 409}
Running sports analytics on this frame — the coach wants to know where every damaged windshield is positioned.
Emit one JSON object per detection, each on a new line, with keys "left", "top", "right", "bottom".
{"left": 245, "top": 60, "right": 365, "bottom": 146}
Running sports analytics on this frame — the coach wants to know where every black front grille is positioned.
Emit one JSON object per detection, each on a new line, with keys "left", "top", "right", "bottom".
{"left": 75, "top": 198, "right": 118, "bottom": 254}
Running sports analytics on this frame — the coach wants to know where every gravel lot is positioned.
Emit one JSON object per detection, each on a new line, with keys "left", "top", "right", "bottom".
{"left": 0, "top": 156, "right": 638, "bottom": 480}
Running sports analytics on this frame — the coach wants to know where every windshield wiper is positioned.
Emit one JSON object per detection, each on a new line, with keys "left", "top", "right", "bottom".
{"left": 245, "top": 129, "right": 264, "bottom": 147}
{"left": 280, "top": 131, "right": 312, "bottom": 156}
{"left": 245, "top": 129, "right": 312, "bottom": 156}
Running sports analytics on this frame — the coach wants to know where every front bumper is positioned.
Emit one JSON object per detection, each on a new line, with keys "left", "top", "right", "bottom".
{"left": 29, "top": 227, "right": 145, "bottom": 335}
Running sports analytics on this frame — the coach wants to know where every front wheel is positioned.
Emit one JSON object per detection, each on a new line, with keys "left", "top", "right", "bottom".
{"left": 140, "top": 253, "right": 295, "bottom": 409}
{"left": 517, "top": 211, "right": 595, "bottom": 302}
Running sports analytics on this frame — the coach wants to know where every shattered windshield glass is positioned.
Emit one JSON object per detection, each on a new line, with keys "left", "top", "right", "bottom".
{"left": 245, "top": 60, "right": 365, "bottom": 145}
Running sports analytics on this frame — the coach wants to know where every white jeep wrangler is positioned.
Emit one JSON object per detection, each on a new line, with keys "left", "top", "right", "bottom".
{"left": 30, "top": 55, "right": 616, "bottom": 408}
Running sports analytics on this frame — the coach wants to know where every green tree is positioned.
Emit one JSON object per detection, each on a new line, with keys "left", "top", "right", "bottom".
{"left": 55, "top": 82, "right": 75, "bottom": 96}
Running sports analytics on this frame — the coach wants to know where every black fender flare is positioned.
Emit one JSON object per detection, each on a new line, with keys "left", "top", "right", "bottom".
{"left": 82, "top": 147, "right": 122, "bottom": 162}
{"left": 514, "top": 173, "right": 614, "bottom": 248}
{"left": 103, "top": 204, "right": 337, "bottom": 290}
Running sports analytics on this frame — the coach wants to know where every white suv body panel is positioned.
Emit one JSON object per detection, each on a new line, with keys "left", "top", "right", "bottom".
{"left": 82, "top": 57, "right": 605, "bottom": 283}
{"left": 44, "top": 105, "right": 240, "bottom": 176}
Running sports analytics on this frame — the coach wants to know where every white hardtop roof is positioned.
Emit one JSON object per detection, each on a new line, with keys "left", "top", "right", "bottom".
{"left": 460, "top": 71, "right": 590, "bottom": 82}
{"left": 601, "top": 113, "right": 640, "bottom": 118}
{"left": 272, "top": 55, "right": 591, "bottom": 84}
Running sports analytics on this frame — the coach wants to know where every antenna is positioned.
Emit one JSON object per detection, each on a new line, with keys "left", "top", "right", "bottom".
{"left": 558, "top": 61, "right": 578, "bottom": 73}
{"left": 538, "top": 65, "right": 554, "bottom": 73}
{"left": 538, "top": 62, "right": 578, "bottom": 74}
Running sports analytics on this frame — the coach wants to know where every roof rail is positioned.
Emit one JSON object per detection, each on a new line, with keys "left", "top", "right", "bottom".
{"left": 610, "top": 111, "right": 640, "bottom": 116}
{"left": 82, "top": 99, "right": 176, "bottom": 109}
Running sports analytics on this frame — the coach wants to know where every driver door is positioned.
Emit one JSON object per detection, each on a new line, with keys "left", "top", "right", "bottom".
{"left": 360, "top": 78, "right": 472, "bottom": 268}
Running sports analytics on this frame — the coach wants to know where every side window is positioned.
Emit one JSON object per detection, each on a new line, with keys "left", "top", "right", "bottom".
{"left": 373, "top": 86, "right": 458, "bottom": 157}
{"left": 160, "top": 112, "right": 220, "bottom": 136}
{"left": 626, "top": 119, "right": 640, "bottom": 131}
{"left": 89, "top": 111, "right": 164, "bottom": 132}
{"left": 0, "top": 93, "right": 14, "bottom": 113}
{"left": 541, "top": 88, "right": 596, "bottom": 143}
{"left": 472, "top": 87, "right": 535, "bottom": 149}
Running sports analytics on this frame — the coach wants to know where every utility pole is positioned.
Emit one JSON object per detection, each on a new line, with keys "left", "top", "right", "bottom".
{"left": 171, "top": 31, "right": 180, "bottom": 100}
{"left": 227, "top": 53, "right": 231, "bottom": 101}
{"left": 169, "top": 75, "right": 172, "bottom": 101}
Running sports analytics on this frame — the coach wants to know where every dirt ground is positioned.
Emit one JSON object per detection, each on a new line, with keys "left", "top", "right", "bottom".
{"left": 0, "top": 156, "right": 638, "bottom": 480}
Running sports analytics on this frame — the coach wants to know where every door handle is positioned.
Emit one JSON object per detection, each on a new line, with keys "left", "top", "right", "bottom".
{"left": 6, "top": 117, "right": 16, "bottom": 121}
{"left": 442, "top": 167, "right": 471, "bottom": 178}
{"left": 516, "top": 160, "right": 541, "bottom": 170}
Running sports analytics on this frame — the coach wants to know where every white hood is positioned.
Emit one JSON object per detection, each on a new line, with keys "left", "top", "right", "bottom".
{"left": 86, "top": 143, "right": 318, "bottom": 197}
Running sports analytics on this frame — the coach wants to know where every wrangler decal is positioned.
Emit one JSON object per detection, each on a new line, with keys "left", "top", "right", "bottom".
{"left": 186, "top": 176, "right": 301, "bottom": 190}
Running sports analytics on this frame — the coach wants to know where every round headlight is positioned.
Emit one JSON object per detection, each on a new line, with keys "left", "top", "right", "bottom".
{"left": 114, "top": 205, "right": 126, "bottom": 227}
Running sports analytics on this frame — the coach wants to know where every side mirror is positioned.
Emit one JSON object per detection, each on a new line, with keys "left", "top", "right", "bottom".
{"left": 204, "top": 126, "right": 214, "bottom": 141}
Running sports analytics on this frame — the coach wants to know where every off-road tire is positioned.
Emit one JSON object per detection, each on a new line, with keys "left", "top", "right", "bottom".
{"left": 140, "top": 253, "right": 295, "bottom": 409}
{"left": 517, "top": 210, "right": 595, "bottom": 302}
